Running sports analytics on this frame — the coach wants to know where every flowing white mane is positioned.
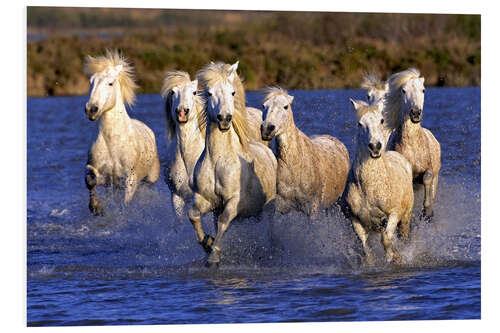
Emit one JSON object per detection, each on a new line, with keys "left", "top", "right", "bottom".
{"left": 383, "top": 68, "right": 421, "bottom": 131}
{"left": 262, "top": 86, "right": 289, "bottom": 103}
{"left": 84, "top": 49, "right": 138, "bottom": 106}
{"left": 196, "top": 61, "right": 250, "bottom": 148}
{"left": 161, "top": 70, "right": 206, "bottom": 141}
{"left": 361, "top": 72, "right": 386, "bottom": 91}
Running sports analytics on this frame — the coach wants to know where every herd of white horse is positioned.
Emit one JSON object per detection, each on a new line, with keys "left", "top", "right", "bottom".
{"left": 83, "top": 50, "right": 441, "bottom": 266}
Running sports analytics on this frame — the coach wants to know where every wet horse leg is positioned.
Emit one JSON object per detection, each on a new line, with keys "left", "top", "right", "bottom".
{"left": 85, "top": 165, "right": 104, "bottom": 216}
{"left": 124, "top": 173, "right": 139, "bottom": 203}
{"left": 423, "top": 170, "right": 434, "bottom": 218}
{"left": 381, "top": 213, "right": 402, "bottom": 264}
{"left": 207, "top": 196, "right": 239, "bottom": 266}
{"left": 188, "top": 193, "right": 215, "bottom": 254}
{"left": 352, "top": 218, "right": 374, "bottom": 265}
{"left": 171, "top": 193, "right": 186, "bottom": 218}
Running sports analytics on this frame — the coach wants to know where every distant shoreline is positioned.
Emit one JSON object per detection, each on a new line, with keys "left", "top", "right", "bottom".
{"left": 27, "top": 9, "right": 480, "bottom": 97}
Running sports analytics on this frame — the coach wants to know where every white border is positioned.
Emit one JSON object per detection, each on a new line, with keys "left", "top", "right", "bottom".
{"left": 4, "top": 0, "right": 498, "bottom": 332}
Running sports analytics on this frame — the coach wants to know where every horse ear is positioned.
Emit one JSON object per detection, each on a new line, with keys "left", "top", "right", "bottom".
{"left": 229, "top": 61, "right": 239, "bottom": 73}
{"left": 287, "top": 94, "right": 294, "bottom": 104}
{"left": 228, "top": 61, "right": 239, "bottom": 83}
{"left": 350, "top": 98, "right": 360, "bottom": 111}
{"left": 420, "top": 77, "right": 425, "bottom": 85}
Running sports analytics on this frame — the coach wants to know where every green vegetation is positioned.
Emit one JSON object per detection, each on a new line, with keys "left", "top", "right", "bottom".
{"left": 27, "top": 8, "right": 480, "bottom": 96}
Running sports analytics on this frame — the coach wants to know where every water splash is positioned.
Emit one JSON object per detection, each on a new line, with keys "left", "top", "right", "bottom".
{"left": 28, "top": 176, "right": 480, "bottom": 280}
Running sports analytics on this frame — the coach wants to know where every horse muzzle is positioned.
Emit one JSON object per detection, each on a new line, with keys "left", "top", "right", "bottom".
{"left": 261, "top": 123, "right": 276, "bottom": 141}
{"left": 176, "top": 108, "right": 189, "bottom": 123}
{"left": 85, "top": 104, "right": 99, "bottom": 121}
{"left": 216, "top": 114, "right": 232, "bottom": 132}
{"left": 368, "top": 142, "right": 382, "bottom": 159}
{"left": 410, "top": 109, "right": 422, "bottom": 123}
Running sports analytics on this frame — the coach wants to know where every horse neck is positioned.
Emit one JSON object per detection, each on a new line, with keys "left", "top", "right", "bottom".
{"left": 175, "top": 112, "right": 204, "bottom": 160}
{"left": 98, "top": 96, "right": 132, "bottom": 138}
{"left": 353, "top": 144, "right": 386, "bottom": 183}
{"left": 275, "top": 112, "right": 300, "bottom": 161}
{"left": 395, "top": 116, "right": 422, "bottom": 144}
{"left": 206, "top": 121, "right": 243, "bottom": 159}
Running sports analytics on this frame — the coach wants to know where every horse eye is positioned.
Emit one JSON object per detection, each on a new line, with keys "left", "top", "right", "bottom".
{"left": 381, "top": 118, "right": 384, "bottom": 124}
{"left": 232, "top": 91, "right": 235, "bottom": 96}
{"left": 422, "top": 89, "right": 425, "bottom": 93}
{"left": 358, "top": 122, "right": 362, "bottom": 127}
{"left": 193, "top": 91, "right": 196, "bottom": 95}
{"left": 284, "top": 105, "right": 288, "bottom": 110}
{"left": 262, "top": 104, "right": 265, "bottom": 109}
{"left": 207, "top": 92, "right": 212, "bottom": 97}
{"left": 367, "top": 94, "right": 370, "bottom": 100}
{"left": 108, "top": 82, "right": 113, "bottom": 86}
{"left": 402, "top": 89, "right": 406, "bottom": 94}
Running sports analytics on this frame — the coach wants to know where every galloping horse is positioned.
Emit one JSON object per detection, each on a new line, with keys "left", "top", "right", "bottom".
{"left": 188, "top": 61, "right": 277, "bottom": 266}
{"left": 260, "top": 87, "right": 350, "bottom": 216}
{"left": 161, "top": 71, "right": 206, "bottom": 217}
{"left": 346, "top": 100, "right": 414, "bottom": 264}
{"left": 383, "top": 68, "right": 441, "bottom": 218}
{"left": 84, "top": 50, "right": 160, "bottom": 215}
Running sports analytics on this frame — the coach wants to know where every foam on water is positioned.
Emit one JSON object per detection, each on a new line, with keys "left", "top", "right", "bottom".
{"left": 28, "top": 175, "right": 480, "bottom": 280}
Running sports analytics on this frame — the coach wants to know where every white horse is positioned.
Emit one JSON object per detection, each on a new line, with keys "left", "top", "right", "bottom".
{"left": 188, "top": 61, "right": 277, "bottom": 266}
{"left": 84, "top": 50, "right": 160, "bottom": 215}
{"left": 361, "top": 72, "right": 388, "bottom": 105}
{"left": 383, "top": 68, "right": 441, "bottom": 218}
{"left": 161, "top": 71, "right": 206, "bottom": 217}
{"left": 346, "top": 100, "right": 414, "bottom": 264}
{"left": 260, "top": 87, "right": 350, "bottom": 216}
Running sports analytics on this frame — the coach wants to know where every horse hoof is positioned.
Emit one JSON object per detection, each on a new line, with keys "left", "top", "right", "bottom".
{"left": 201, "top": 235, "right": 215, "bottom": 254}
{"left": 391, "top": 251, "right": 402, "bottom": 264}
{"left": 205, "top": 260, "right": 219, "bottom": 269}
{"left": 90, "top": 203, "right": 104, "bottom": 216}
{"left": 364, "top": 253, "right": 375, "bottom": 266}
{"left": 207, "top": 250, "right": 220, "bottom": 264}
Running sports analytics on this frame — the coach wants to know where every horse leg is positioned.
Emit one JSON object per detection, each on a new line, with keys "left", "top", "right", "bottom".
{"left": 381, "top": 213, "right": 402, "bottom": 264}
{"left": 188, "top": 193, "right": 214, "bottom": 253}
{"left": 352, "top": 218, "right": 374, "bottom": 265}
{"left": 171, "top": 193, "right": 185, "bottom": 218}
{"left": 85, "top": 165, "right": 104, "bottom": 216}
{"left": 207, "top": 196, "right": 239, "bottom": 266}
{"left": 431, "top": 174, "right": 439, "bottom": 205}
{"left": 124, "top": 173, "right": 139, "bottom": 204}
{"left": 423, "top": 170, "right": 434, "bottom": 218}
{"left": 398, "top": 210, "right": 412, "bottom": 239}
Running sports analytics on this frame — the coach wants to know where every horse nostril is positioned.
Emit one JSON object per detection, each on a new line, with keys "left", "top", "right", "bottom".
{"left": 217, "top": 114, "right": 223, "bottom": 122}
{"left": 376, "top": 142, "right": 382, "bottom": 150}
{"left": 225, "top": 114, "right": 232, "bottom": 122}
{"left": 368, "top": 143, "right": 375, "bottom": 151}
{"left": 90, "top": 106, "right": 98, "bottom": 114}
{"left": 185, "top": 108, "right": 189, "bottom": 114}
{"left": 267, "top": 124, "right": 276, "bottom": 132}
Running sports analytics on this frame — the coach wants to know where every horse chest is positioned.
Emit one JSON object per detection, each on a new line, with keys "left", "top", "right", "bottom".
{"left": 396, "top": 128, "right": 433, "bottom": 175}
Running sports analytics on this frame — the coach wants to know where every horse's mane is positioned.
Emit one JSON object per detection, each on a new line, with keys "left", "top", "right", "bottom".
{"left": 196, "top": 62, "right": 249, "bottom": 148}
{"left": 361, "top": 72, "right": 386, "bottom": 91}
{"left": 160, "top": 70, "right": 206, "bottom": 141}
{"left": 262, "top": 86, "right": 290, "bottom": 103}
{"left": 84, "top": 49, "right": 138, "bottom": 106}
{"left": 383, "top": 68, "right": 421, "bottom": 131}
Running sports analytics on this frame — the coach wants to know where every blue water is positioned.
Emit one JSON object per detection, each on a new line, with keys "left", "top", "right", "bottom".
{"left": 27, "top": 88, "right": 481, "bottom": 326}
